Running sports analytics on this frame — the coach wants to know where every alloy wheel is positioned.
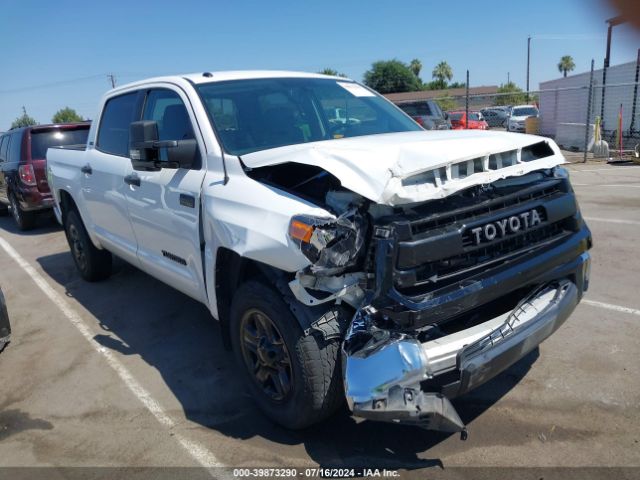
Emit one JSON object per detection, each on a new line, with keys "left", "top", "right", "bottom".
{"left": 239, "top": 308, "right": 293, "bottom": 402}
{"left": 68, "top": 223, "right": 88, "bottom": 272}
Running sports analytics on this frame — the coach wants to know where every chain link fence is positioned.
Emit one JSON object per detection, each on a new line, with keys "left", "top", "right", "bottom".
{"left": 410, "top": 57, "right": 640, "bottom": 162}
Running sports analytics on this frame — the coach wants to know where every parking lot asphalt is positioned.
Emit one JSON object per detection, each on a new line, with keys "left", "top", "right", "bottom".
{"left": 0, "top": 162, "right": 639, "bottom": 477}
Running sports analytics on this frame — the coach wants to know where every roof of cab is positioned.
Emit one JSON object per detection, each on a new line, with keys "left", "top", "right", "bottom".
{"left": 110, "top": 70, "right": 352, "bottom": 94}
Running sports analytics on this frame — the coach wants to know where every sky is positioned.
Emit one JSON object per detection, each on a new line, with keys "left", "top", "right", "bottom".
{"left": 1, "top": 0, "right": 639, "bottom": 130}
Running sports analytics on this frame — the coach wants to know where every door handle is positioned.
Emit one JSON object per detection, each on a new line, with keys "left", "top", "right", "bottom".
{"left": 80, "top": 164, "right": 92, "bottom": 175}
{"left": 124, "top": 174, "right": 141, "bottom": 187}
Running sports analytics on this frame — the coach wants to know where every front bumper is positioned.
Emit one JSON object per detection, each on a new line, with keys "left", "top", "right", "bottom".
{"left": 343, "top": 252, "right": 589, "bottom": 433}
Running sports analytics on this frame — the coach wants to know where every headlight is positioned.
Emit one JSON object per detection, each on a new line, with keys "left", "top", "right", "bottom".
{"left": 289, "top": 213, "right": 366, "bottom": 274}
{"left": 553, "top": 166, "right": 570, "bottom": 179}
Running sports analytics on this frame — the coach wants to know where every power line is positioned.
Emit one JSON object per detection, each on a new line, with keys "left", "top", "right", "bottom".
{"left": 0, "top": 74, "right": 107, "bottom": 95}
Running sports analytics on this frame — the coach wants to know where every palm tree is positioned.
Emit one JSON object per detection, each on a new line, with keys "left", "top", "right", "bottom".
{"left": 432, "top": 61, "right": 453, "bottom": 89}
{"left": 557, "top": 55, "right": 576, "bottom": 77}
{"left": 409, "top": 59, "right": 422, "bottom": 78}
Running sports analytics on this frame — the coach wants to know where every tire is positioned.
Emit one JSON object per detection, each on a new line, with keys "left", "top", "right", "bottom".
{"left": 9, "top": 193, "right": 36, "bottom": 230}
{"left": 230, "top": 281, "right": 344, "bottom": 429}
{"left": 64, "top": 210, "right": 112, "bottom": 282}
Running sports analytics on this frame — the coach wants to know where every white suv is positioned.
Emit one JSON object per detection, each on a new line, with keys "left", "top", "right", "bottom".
{"left": 506, "top": 105, "right": 539, "bottom": 132}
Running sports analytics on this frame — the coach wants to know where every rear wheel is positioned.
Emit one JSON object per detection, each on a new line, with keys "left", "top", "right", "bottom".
{"left": 9, "top": 193, "right": 36, "bottom": 230}
{"left": 230, "top": 281, "right": 344, "bottom": 429}
{"left": 64, "top": 210, "right": 112, "bottom": 281}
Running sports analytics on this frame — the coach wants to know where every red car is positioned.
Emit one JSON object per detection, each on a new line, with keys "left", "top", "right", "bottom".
{"left": 0, "top": 123, "right": 90, "bottom": 230}
{"left": 447, "top": 111, "right": 489, "bottom": 130}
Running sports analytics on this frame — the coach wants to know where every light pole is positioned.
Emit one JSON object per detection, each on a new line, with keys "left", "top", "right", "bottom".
{"left": 600, "top": 16, "right": 624, "bottom": 129}
{"left": 526, "top": 36, "right": 531, "bottom": 102}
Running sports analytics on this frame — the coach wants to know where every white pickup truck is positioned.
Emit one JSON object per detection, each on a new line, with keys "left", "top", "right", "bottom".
{"left": 47, "top": 71, "right": 592, "bottom": 435}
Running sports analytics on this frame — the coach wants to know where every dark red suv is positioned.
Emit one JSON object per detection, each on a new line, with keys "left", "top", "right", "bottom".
{"left": 0, "top": 123, "right": 90, "bottom": 230}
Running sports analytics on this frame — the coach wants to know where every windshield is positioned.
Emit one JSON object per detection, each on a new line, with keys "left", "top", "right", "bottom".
{"left": 512, "top": 107, "right": 538, "bottom": 117}
{"left": 30, "top": 126, "right": 90, "bottom": 159}
{"left": 196, "top": 78, "right": 421, "bottom": 156}
{"left": 449, "top": 112, "right": 463, "bottom": 120}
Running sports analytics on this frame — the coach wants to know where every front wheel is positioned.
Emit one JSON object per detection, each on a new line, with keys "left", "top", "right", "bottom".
{"left": 64, "top": 210, "right": 112, "bottom": 282}
{"left": 230, "top": 281, "right": 344, "bottom": 429}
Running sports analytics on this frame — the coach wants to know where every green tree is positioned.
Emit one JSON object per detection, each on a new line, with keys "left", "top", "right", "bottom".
{"left": 319, "top": 68, "right": 347, "bottom": 77}
{"left": 431, "top": 61, "right": 453, "bottom": 90}
{"left": 363, "top": 59, "right": 420, "bottom": 94}
{"left": 52, "top": 107, "right": 84, "bottom": 124}
{"left": 495, "top": 81, "right": 526, "bottom": 106}
{"left": 434, "top": 96, "right": 458, "bottom": 112}
{"left": 409, "top": 59, "right": 422, "bottom": 78}
{"left": 557, "top": 55, "right": 576, "bottom": 78}
{"left": 11, "top": 106, "right": 37, "bottom": 129}
{"left": 422, "top": 80, "right": 442, "bottom": 90}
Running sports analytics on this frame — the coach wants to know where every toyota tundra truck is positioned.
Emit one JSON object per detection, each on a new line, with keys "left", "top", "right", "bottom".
{"left": 47, "top": 71, "right": 592, "bottom": 435}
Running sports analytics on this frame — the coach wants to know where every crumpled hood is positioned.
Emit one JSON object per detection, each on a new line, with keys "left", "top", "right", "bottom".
{"left": 241, "top": 130, "right": 565, "bottom": 206}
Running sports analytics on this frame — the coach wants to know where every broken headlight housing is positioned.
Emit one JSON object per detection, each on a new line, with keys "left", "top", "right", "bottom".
{"left": 552, "top": 166, "right": 570, "bottom": 179}
{"left": 288, "top": 212, "right": 366, "bottom": 275}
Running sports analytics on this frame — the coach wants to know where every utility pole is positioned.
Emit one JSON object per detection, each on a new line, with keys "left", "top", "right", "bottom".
{"left": 601, "top": 16, "right": 625, "bottom": 129}
{"left": 526, "top": 36, "right": 531, "bottom": 102}
{"left": 107, "top": 74, "right": 116, "bottom": 88}
{"left": 465, "top": 70, "right": 469, "bottom": 129}
{"left": 584, "top": 59, "right": 595, "bottom": 163}
{"left": 507, "top": 72, "right": 510, "bottom": 84}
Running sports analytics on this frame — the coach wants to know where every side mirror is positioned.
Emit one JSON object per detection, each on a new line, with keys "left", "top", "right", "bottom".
{"left": 129, "top": 121, "right": 197, "bottom": 170}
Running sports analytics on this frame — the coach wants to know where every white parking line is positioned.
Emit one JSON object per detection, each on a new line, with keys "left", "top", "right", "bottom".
{"left": 583, "top": 299, "right": 640, "bottom": 317}
{"left": 583, "top": 217, "right": 640, "bottom": 226}
{"left": 569, "top": 167, "right": 640, "bottom": 173}
{"left": 572, "top": 183, "right": 640, "bottom": 188}
{"left": 0, "top": 236, "right": 224, "bottom": 470}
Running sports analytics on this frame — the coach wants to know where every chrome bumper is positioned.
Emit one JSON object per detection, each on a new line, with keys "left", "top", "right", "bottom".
{"left": 343, "top": 265, "right": 587, "bottom": 434}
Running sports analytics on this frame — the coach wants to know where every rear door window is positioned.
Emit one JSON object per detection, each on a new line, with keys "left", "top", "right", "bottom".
{"left": 400, "top": 103, "right": 434, "bottom": 116}
{"left": 0, "top": 136, "right": 8, "bottom": 162}
{"left": 9, "top": 131, "right": 22, "bottom": 163}
{"left": 30, "top": 127, "right": 90, "bottom": 160}
{"left": 427, "top": 101, "right": 443, "bottom": 118}
{"left": 97, "top": 92, "right": 139, "bottom": 157}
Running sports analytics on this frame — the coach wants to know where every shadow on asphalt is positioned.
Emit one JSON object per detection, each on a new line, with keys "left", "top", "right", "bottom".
{"left": 0, "top": 213, "right": 61, "bottom": 236}
{"left": 37, "top": 251, "right": 538, "bottom": 469}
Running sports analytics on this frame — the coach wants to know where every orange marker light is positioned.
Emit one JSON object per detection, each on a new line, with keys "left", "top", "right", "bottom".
{"left": 289, "top": 219, "right": 314, "bottom": 243}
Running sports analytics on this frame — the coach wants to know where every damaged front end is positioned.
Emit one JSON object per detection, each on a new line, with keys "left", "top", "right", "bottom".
{"left": 341, "top": 280, "right": 581, "bottom": 437}
{"left": 280, "top": 165, "right": 591, "bottom": 436}
{"left": 342, "top": 305, "right": 465, "bottom": 435}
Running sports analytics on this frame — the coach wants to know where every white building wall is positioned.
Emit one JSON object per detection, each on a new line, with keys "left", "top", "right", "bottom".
{"left": 539, "top": 60, "right": 639, "bottom": 137}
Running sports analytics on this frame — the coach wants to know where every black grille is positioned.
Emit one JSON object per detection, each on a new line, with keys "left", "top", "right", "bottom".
{"left": 461, "top": 206, "right": 547, "bottom": 247}
{"left": 409, "top": 180, "right": 562, "bottom": 237}
{"left": 404, "top": 221, "right": 568, "bottom": 293}
{"left": 397, "top": 222, "right": 571, "bottom": 295}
